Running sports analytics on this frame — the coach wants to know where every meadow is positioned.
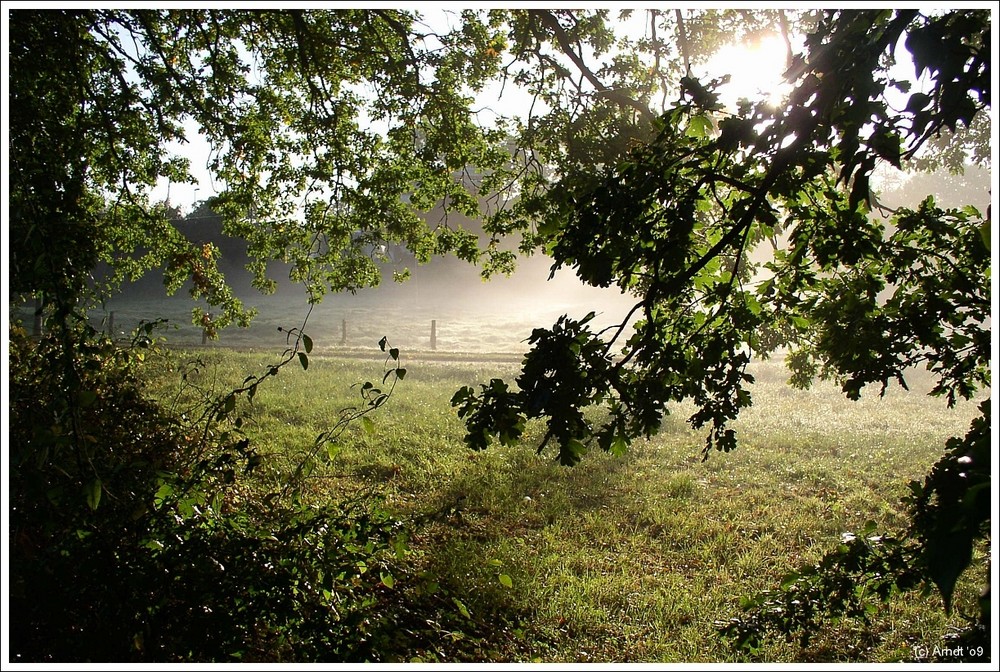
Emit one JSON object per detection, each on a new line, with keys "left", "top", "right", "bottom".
{"left": 139, "top": 331, "right": 987, "bottom": 663}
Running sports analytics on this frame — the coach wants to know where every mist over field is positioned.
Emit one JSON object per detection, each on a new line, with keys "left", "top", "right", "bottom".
{"left": 71, "top": 247, "right": 634, "bottom": 355}
{"left": 60, "top": 162, "right": 988, "bottom": 358}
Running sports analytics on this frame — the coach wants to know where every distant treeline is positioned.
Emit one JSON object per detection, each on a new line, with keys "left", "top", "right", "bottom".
{"left": 104, "top": 199, "right": 562, "bottom": 304}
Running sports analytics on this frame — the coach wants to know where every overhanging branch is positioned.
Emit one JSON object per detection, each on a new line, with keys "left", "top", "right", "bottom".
{"left": 529, "top": 10, "right": 654, "bottom": 125}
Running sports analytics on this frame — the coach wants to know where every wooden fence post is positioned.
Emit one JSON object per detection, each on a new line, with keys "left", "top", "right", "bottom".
{"left": 33, "top": 295, "right": 43, "bottom": 336}
{"left": 341, "top": 318, "right": 347, "bottom": 345}
{"left": 108, "top": 311, "right": 115, "bottom": 337}
{"left": 431, "top": 319, "right": 437, "bottom": 350}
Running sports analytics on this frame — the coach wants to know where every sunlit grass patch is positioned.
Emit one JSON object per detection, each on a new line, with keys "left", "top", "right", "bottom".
{"left": 141, "top": 348, "right": 985, "bottom": 662}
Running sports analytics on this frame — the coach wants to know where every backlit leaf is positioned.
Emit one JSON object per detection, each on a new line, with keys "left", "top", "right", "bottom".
{"left": 453, "top": 598, "right": 471, "bottom": 619}
{"left": 362, "top": 416, "right": 375, "bottom": 434}
{"left": 85, "top": 478, "right": 102, "bottom": 511}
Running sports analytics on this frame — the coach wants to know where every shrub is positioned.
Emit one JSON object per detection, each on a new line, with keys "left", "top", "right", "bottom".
{"left": 8, "top": 324, "right": 407, "bottom": 662}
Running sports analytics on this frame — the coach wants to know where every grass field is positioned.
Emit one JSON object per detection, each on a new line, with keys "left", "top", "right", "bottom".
{"left": 138, "top": 337, "right": 987, "bottom": 663}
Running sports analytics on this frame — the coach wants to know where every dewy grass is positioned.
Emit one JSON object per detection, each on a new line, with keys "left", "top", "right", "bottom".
{"left": 142, "top": 346, "right": 985, "bottom": 663}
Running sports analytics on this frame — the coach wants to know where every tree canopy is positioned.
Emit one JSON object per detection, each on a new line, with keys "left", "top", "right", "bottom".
{"left": 10, "top": 9, "right": 828, "bottom": 321}
{"left": 456, "top": 8, "right": 990, "bottom": 459}
{"left": 6, "top": 6, "right": 993, "bottom": 661}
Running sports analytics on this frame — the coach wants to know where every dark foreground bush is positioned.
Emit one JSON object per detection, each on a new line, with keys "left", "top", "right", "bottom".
{"left": 8, "top": 324, "right": 408, "bottom": 662}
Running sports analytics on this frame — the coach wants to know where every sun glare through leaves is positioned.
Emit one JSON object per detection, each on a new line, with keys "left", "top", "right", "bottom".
{"left": 705, "top": 33, "right": 793, "bottom": 110}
